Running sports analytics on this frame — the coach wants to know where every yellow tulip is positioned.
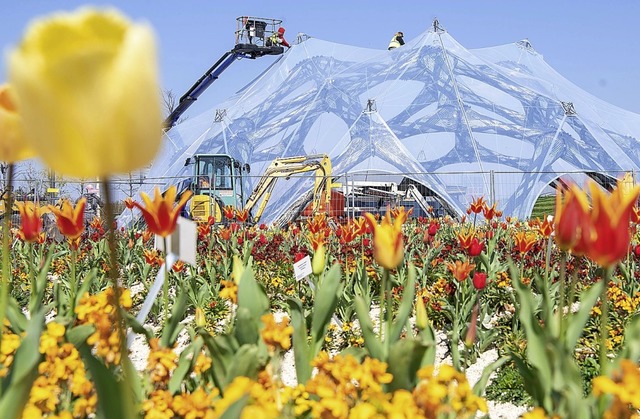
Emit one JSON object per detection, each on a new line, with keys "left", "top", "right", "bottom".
{"left": 364, "top": 212, "right": 404, "bottom": 270}
{"left": 312, "top": 243, "right": 326, "bottom": 276}
{"left": 194, "top": 307, "right": 206, "bottom": 328}
{"left": 415, "top": 296, "right": 428, "bottom": 331}
{"left": 231, "top": 255, "right": 244, "bottom": 284}
{"left": 7, "top": 8, "right": 162, "bottom": 177}
{"left": 0, "top": 84, "right": 35, "bottom": 162}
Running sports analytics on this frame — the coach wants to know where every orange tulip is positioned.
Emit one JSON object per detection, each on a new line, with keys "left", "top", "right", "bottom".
{"left": 469, "top": 197, "right": 485, "bottom": 214}
{"left": 89, "top": 217, "right": 104, "bottom": 231}
{"left": 132, "top": 186, "right": 192, "bottom": 238}
{"left": 235, "top": 208, "right": 249, "bottom": 223}
{"left": 307, "top": 213, "right": 328, "bottom": 234}
{"left": 389, "top": 206, "right": 413, "bottom": 223}
{"left": 141, "top": 230, "right": 154, "bottom": 243}
{"left": 538, "top": 217, "right": 554, "bottom": 237}
{"left": 14, "top": 201, "right": 44, "bottom": 242}
{"left": 352, "top": 216, "right": 367, "bottom": 236}
{"left": 308, "top": 232, "right": 325, "bottom": 252}
{"left": 583, "top": 180, "right": 640, "bottom": 267}
{"left": 67, "top": 237, "right": 81, "bottom": 251}
{"left": 457, "top": 229, "right": 475, "bottom": 250}
{"left": 482, "top": 203, "right": 501, "bottom": 221}
{"left": 219, "top": 227, "right": 232, "bottom": 241}
{"left": 143, "top": 248, "right": 161, "bottom": 265}
{"left": 364, "top": 211, "right": 404, "bottom": 270}
{"left": 35, "top": 232, "right": 46, "bottom": 244}
{"left": 446, "top": 260, "right": 476, "bottom": 282}
{"left": 339, "top": 224, "right": 356, "bottom": 244}
{"left": 554, "top": 179, "right": 640, "bottom": 267}
{"left": 554, "top": 184, "right": 590, "bottom": 251}
{"left": 514, "top": 231, "right": 537, "bottom": 254}
{"left": 48, "top": 198, "right": 86, "bottom": 240}
{"left": 197, "top": 224, "right": 210, "bottom": 240}
{"left": 172, "top": 260, "right": 185, "bottom": 273}
{"left": 223, "top": 205, "right": 235, "bottom": 220}
{"left": 123, "top": 197, "right": 135, "bottom": 210}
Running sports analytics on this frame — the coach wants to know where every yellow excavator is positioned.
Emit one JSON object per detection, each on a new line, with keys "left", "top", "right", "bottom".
{"left": 184, "top": 153, "right": 337, "bottom": 224}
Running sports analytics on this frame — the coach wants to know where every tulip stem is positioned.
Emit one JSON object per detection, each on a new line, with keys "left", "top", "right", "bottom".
{"left": 163, "top": 236, "right": 169, "bottom": 321}
{"left": 379, "top": 271, "right": 385, "bottom": 338}
{"left": 0, "top": 163, "right": 14, "bottom": 398}
{"left": 69, "top": 248, "right": 77, "bottom": 315}
{"left": 101, "top": 178, "right": 136, "bottom": 419}
{"left": 385, "top": 269, "right": 392, "bottom": 348}
{"left": 28, "top": 242, "right": 37, "bottom": 314}
{"left": 600, "top": 267, "right": 612, "bottom": 375}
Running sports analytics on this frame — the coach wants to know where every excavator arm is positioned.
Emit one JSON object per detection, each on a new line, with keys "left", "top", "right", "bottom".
{"left": 244, "top": 154, "right": 334, "bottom": 223}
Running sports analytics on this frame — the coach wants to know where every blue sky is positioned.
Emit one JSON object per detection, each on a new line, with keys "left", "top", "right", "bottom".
{"left": 2, "top": 0, "right": 640, "bottom": 120}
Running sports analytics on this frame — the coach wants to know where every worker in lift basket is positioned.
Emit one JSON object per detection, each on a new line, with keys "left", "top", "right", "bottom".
{"left": 267, "top": 27, "right": 290, "bottom": 48}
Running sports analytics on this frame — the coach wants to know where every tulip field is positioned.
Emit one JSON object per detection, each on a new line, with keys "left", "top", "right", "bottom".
{"left": 3, "top": 6, "right": 640, "bottom": 419}
{"left": 2, "top": 186, "right": 640, "bottom": 418}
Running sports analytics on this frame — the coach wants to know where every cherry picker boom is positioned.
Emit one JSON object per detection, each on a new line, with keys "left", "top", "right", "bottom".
{"left": 163, "top": 16, "right": 286, "bottom": 130}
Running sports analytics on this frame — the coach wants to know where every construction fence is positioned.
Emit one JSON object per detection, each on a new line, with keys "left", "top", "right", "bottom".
{"left": 2, "top": 169, "right": 636, "bottom": 225}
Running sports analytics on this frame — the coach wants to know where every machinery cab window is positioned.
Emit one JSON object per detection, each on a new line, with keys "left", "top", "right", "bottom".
{"left": 196, "top": 155, "right": 233, "bottom": 191}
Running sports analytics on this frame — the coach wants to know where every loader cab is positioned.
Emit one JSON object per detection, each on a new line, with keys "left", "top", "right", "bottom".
{"left": 183, "top": 154, "right": 248, "bottom": 222}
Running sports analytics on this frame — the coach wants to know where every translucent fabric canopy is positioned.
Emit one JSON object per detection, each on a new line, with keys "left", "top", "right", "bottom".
{"left": 145, "top": 20, "right": 640, "bottom": 224}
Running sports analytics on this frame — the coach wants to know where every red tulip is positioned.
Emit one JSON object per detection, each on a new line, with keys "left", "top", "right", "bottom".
{"left": 472, "top": 272, "right": 487, "bottom": 290}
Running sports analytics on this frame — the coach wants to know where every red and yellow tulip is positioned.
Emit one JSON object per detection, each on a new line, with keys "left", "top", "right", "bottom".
{"left": 131, "top": 186, "right": 192, "bottom": 238}
{"left": 554, "top": 179, "right": 640, "bottom": 267}
{"left": 514, "top": 231, "right": 537, "bottom": 254}
{"left": 48, "top": 198, "right": 86, "bottom": 240}
{"left": 364, "top": 212, "right": 405, "bottom": 270}
{"left": 14, "top": 201, "right": 45, "bottom": 242}
{"left": 469, "top": 197, "right": 485, "bottom": 214}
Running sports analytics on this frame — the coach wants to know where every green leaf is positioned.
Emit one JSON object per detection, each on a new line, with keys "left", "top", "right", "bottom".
{"left": 386, "top": 339, "right": 429, "bottom": 391}
{"left": 512, "top": 265, "right": 552, "bottom": 397}
{"left": 75, "top": 268, "right": 97, "bottom": 309}
{"left": 121, "top": 354, "right": 144, "bottom": 405}
{"left": 224, "top": 344, "right": 260, "bottom": 386}
{"left": 354, "top": 295, "right": 385, "bottom": 360}
{"left": 124, "top": 312, "right": 153, "bottom": 341}
{"left": 288, "top": 297, "right": 311, "bottom": 384}
{"left": 619, "top": 314, "right": 640, "bottom": 363}
{"left": 220, "top": 394, "right": 249, "bottom": 419}
{"left": 310, "top": 264, "right": 342, "bottom": 356}
{"left": 565, "top": 280, "right": 603, "bottom": 350}
{"left": 0, "top": 309, "right": 45, "bottom": 418}
{"left": 78, "top": 345, "right": 136, "bottom": 419}
{"left": 201, "top": 333, "right": 248, "bottom": 393}
{"left": 160, "top": 285, "right": 188, "bottom": 347}
{"left": 419, "top": 325, "right": 437, "bottom": 367}
{"left": 234, "top": 307, "right": 260, "bottom": 346}
{"left": 66, "top": 324, "right": 96, "bottom": 346}
{"left": 237, "top": 268, "right": 269, "bottom": 321}
{"left": 389, "top": 266, "right": 416, "bottom": 342}
{"left": 339, "top": 346, "right": 367, "bottom": 361}
{"left": 6, "top": 297, "right": 28, "bottom": 333}
{"left": 169, "top": 341, "right": 200, "bottom": 394}
{"left": 34, "top": 250, "right": 55, "bottom": 306}
{"left": 473, "top": 355, "right": 509, "bottom": 395}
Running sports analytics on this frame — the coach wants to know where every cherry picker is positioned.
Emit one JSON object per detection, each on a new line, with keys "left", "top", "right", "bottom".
{"left": 163, "top": 16, "right": 287, "bottom": 130}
